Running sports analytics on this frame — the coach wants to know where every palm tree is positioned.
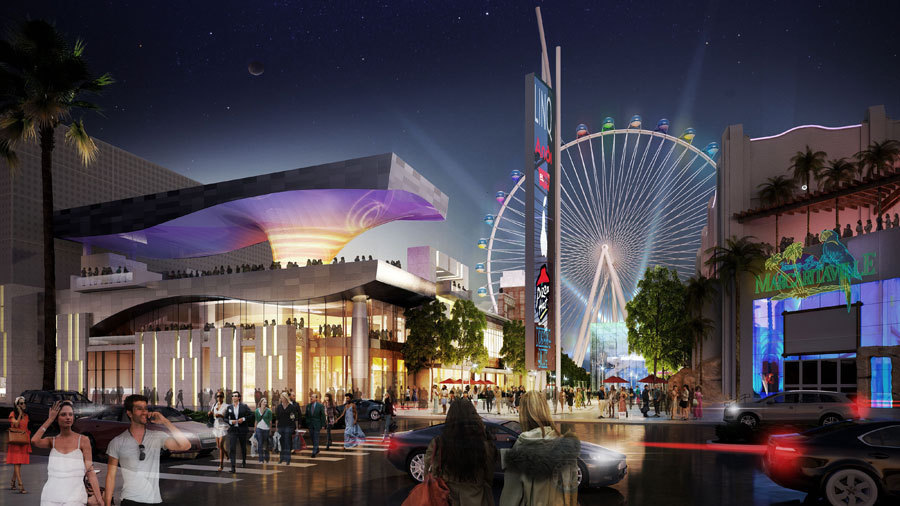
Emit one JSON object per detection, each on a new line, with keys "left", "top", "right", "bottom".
{"left": 705, "top": 236, "right": 768, "bottom": 399}
{"left": 816, "top": 158, "right": 857, "bottom": 231}
{"left": 0, "top": 20, "right": 113, "bottom": 389}
{"left": 756, "top": 175, "right": 797, "bottom": 251}
{"left": 684, "top": 314, "right": 714, "bottom": 385}
{"left": 684, "top": 275, "right": 717, "bottom": 386}
{"left": 855, "top": 140, "right": 900, "bottom": 221}
{"left": 854, "top": 139, "right": 900, "bottom": 178}
{"left": 789, "top": 146, "right": 827, "bottom": 240}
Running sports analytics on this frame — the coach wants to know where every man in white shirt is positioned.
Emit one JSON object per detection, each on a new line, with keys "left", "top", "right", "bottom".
{"left": 105, "top": 395, "right": 191, "bottom": 505}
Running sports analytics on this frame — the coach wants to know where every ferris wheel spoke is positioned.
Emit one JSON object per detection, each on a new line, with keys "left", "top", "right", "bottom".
{"left": 565, "top": 148, "right": 603, "bottom": 233}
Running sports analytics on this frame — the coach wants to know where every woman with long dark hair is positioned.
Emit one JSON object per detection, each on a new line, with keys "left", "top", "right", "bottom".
{"left": 424, "top": 397, "right": 496, "bottom": 505}
{"left": 6, "top": 396, "right": 30, "bottom": 493}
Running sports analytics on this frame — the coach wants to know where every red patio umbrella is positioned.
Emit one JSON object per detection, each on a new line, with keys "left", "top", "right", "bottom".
{"left": 637, "top": 374, "right": 668, "bottom": 384}
{"left": 481, "top": 379, "right": 495, "bottom": 385}
{"left": 440, "top": 378, "right": 461, "bottom": 384}
{"left": 603, "top": 376, "right": 628, "bottom": 384}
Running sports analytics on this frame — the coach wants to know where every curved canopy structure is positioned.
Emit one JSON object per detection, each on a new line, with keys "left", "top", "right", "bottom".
{"left": 54, "top": 153, "right": 448, "bottom": 263}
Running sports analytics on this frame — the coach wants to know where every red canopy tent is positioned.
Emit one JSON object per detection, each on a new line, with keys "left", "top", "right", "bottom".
{"left": 638, "top": 374, "right": 668, "bottom": 384}
{"left": 473, "top": 379, "right": 495, "bottom": 386}
{"left": 603, "top": 376, "right": 628, "bottom": 384}
{"left": 440, "top": 378, "right": 462, "bottom": 384}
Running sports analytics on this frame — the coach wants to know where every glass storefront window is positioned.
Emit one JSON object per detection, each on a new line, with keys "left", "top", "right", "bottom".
{"left": 242, "top": 349, "right": 255, "bottom": 402}
{"left": 871, "top": 357, "right": 892, "bottom": 408}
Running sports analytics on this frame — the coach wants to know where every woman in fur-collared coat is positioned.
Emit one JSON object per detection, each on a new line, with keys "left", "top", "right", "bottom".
{"left": 499, "top": 391, "right": 580, "bottom": 506}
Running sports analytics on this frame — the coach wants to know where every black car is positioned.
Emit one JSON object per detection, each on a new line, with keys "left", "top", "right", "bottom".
{"left": 385, "top": 418, "right": 626, "bottom": 490}
{"left": 297, "top": 399, "right": 383, "bottom": 430}
{"left": 763, "top": 420, "right": 900, "bottom": 505}
{"left": 19, "top": 390, "right": 102, "bottom": 430}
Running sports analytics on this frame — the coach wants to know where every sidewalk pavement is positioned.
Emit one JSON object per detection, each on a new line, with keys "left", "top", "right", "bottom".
{"left": 392, "top": 401, "right": 726, "bottom": 425}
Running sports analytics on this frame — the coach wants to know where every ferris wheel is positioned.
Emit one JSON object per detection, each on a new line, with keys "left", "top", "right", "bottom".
{"left": 477, "top": 116, "right": 719, "bottom": 367}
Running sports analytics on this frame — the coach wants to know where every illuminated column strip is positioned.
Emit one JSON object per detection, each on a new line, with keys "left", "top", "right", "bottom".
{"left": 153, "top": 332, "right": 158, "bottom": 398}
{"left": 193, "top": 357, "right": 198, "bottom": 410}
{"left": 68, "top": 315, "right": 72, "bottom": 361}
{"left": 267, "top": 355, "right": 273, "bottom": 392}
{"left": 139, "top": 333, "right": 145, "bottom": 394}
{"left": 232, "top": 331, "right": 237, "bottom": 391}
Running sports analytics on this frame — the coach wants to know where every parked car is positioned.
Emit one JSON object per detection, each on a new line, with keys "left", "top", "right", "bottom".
{"left": 73, "top": 405, "right": 218, "bottom": 458}
{"left": 763, "top": 420, "right": 900, "bottom": 505}
{"left": 18, "top": 390, "right": 102, "bottom": 430}
{"left": 723, "top": 390, "right": 858, "bottom": 429}
{"left": 385, "top": 418, "right": 626, "bottom": 490}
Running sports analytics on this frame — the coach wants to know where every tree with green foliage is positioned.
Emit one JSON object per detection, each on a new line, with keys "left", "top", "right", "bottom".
{"left": 685, "top": 275, "right": 717, "bottom": 385}
{"left": 449, "top": 300, "right": 488, "bottom": 381}
{"left": 402, "top": 299, "right": 452, "bottom": 386}
{"left": 560, "top": 352, "right": 590, "bottom": 387}
{"left": 499, "top": 320, "right": 526, "bottom": 380}
{"left": 625, "top": 266, "right": 690, "bottom": 377}
{"left": 0, "top": 20, "right": 114, "bottom": 388}
{"left": 705, "top": 236, "right": 768, "bottom": 398}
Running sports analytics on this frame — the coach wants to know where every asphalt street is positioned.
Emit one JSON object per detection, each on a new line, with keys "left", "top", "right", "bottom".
{"left": 1, "top": 417, "right": 815, "bottom": 506}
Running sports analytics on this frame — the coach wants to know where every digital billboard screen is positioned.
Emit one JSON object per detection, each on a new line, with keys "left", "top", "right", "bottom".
{"left": 525, "top": 74, "right": 555, "bottom": 371}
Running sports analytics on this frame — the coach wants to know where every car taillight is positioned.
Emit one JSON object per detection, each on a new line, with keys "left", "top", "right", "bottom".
{"left": 387, "top": 435, "right": 398, "bottom": 452}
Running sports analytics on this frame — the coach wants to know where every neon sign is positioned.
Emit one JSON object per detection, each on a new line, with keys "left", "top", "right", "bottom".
{"left": 754, "top": 230, "right": 876, "bottom": 310}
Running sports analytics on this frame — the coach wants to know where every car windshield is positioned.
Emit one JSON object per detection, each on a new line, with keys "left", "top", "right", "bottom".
{"left": 502, "top": 421, "right": 522, "bottom": 434}
{"left": 55, "top": 392, "right": 92, "bottom": 403}
{"left": 152, "top": 406, "right": 190, "bottom": 422}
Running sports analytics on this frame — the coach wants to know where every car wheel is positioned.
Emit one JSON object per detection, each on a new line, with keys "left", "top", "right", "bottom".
{"left": 820, "top": 413, "right": 842, "bottom": 426}
{"left": 738, "top": 413, "right": 759, "bottom": 429}
{"left": 576, "top": 459, "right": 589, "bottom": 490}
{"left": 824, "top": 468, "right": 878, "bottom": 506}
{"left": 369, "top": 409, "right": 382, "bottom": 421}
{"left": 408, "top": 450, "right": 426, "bottom": 483}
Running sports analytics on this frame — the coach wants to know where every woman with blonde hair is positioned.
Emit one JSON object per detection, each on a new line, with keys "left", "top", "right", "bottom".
{"left": 500, "top": 391, "right": 580, "bottom": 506}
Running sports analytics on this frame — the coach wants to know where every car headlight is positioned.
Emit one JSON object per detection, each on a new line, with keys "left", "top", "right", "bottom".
{"left": 617, "top": 460, "right": 626, "bottom": 471}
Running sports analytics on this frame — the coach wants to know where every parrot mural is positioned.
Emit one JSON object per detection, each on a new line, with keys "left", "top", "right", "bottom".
{"left": 818, "top": 229, "right": 862, "bottom": 310}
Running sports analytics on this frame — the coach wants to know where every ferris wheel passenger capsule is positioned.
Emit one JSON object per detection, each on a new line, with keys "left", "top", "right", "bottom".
{"left": 628, "top": 115, "right": 642, "bottom": 128}
{"left": 483, "top": 214, "right": 495, "bottom": 226}
{"left": 510, "top": 170, "right": 523, "bottom": 182}
{"left": 681, "top": 128, "right": 696, "bottom": 142}
{"left": 703, "top": 142, "right": 720, "bottom": 158}
{"left": 477, "top": 238, "right": 488, "bottom": 249}
{"left": 476, "top": 287, "right": 488, "bottom": 297}
{"left": 475, "top": 263, "right": 486, "bottom": 274}
{"left": 601, "top": 117, "right": 615, "bottom": 131}
{"left": 656, "top": 119, "right": 670, "bottom": 133}
{"left": 576, "top": 124, "right": 589, "bottom": 138}
{"left": 495, "top": 191, "right": 506, "bottom": 204}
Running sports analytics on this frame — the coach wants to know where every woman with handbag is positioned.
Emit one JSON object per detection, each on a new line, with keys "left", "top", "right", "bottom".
{"left": 208, "top": 391, "right": 229, "bottom": 471}
{"left": 31, "top": 401, "right": 104, "bottom": 505}
{"left": 254, "top": 397, "right": 273, "bottom": 463}
{"left": 419, "top": 397, "right": 496, "bottom": 506}
{"left": 6, "top": 396, "right": 31, "bottom": 494}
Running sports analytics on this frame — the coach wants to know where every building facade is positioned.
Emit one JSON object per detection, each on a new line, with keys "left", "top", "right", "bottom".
{"left": 713, "top": 105, "right": 900, "bottom": 405}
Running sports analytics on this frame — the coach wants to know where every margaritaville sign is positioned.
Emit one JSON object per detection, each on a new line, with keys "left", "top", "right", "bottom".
{"left": 754, "top": 230, "right": 876, "bottom": 309}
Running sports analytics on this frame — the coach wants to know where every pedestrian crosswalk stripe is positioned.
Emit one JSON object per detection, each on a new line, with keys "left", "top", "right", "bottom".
{"left": 171, "top": 464, "right": 281, "bottom": 475}
{"left": 210, "top": 459, "right": 316, "bottom": 468}
{"left": 158, "top": 472, "right": 241, "bottom": 484}
{"left": 298, "top": 450, "right": 369, "bottom": 456}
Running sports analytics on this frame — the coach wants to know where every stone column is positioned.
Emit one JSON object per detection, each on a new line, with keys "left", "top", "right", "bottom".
{"left": 351, "top": 295, "right": 369, "bottom": 398}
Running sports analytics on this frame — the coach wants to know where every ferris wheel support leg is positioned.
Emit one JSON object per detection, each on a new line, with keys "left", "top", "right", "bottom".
{"left": 573, "top": 253, "right": 606, "bottom": 367}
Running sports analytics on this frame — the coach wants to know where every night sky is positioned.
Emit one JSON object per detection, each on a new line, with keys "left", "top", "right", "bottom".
{"left": 8, "top": 1, "right": 900, "bottom": 302}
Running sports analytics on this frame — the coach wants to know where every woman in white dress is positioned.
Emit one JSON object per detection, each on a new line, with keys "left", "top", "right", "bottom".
{"left": 31, "top": 401, "right": 104, "bottom": 506}
{"left": 208, "top": 391, "right": 229, "bottom": 471}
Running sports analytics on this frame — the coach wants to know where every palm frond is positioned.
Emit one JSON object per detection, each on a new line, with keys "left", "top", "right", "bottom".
{"left": 0, "top": 108, "right": 36, "bottom": 142}
{"left": 64, "top": 119, "right": 98, "bottom": 165}
{"left": 94, "top": 72, "right": 114, "bottom": 87}
{"left": 73, "top": 38, "right": 85, "bottom": 57}
{"left": 0, "top": 137, "right": 18, "bottom": 172}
